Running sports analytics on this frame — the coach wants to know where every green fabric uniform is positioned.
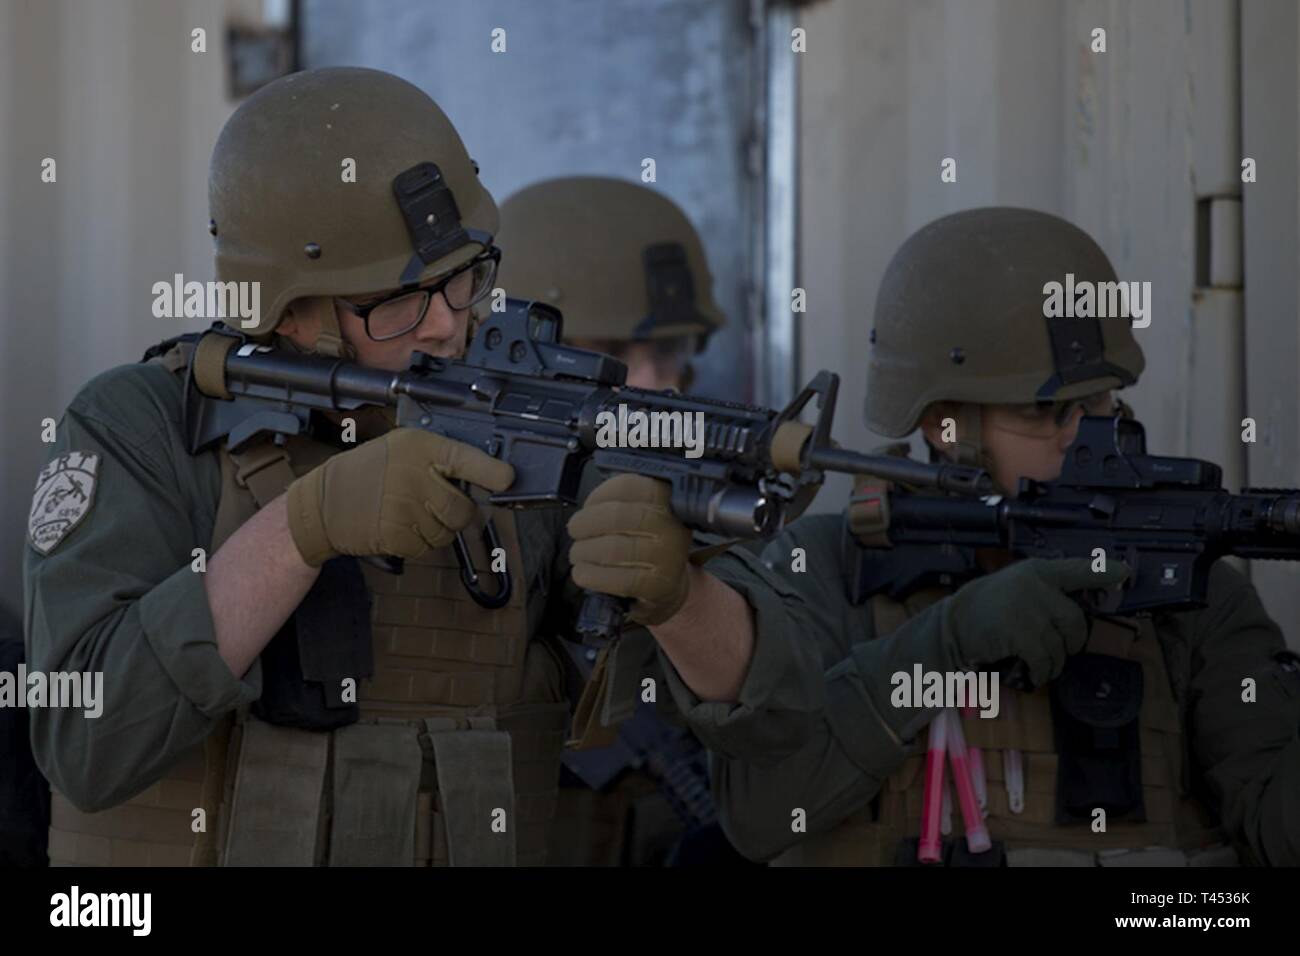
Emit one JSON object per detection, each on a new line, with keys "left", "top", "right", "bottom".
{"left": 705, "top": 512, "right": 1300, "bottom": 865}
{"left": 22, "top": 357, "right": 820, "bottom": 838}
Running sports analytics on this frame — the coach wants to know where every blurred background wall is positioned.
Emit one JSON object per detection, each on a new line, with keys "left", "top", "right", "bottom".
{"left": 2, "top": 0, "right": 1298, "bottom": 643}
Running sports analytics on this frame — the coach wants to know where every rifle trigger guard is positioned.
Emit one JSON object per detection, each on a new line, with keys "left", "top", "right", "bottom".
{"left": 453, "top": 518, "right": 513, "bottom": 610}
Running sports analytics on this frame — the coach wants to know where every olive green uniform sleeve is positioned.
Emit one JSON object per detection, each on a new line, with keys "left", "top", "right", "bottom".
{"left": 710, "top": 514, "right": 958, "bottom": 861}
{"left": 655, "top": 540, "right": 826, "bottom": 764}
{"left": 1174, "top": 562, "right": 1300, "bottom": 865}
{"left": 546, "top": 463, "right": 826, "bottom": 763}
{"left": 23, "top": 363, "right": 261, "bottom": 812}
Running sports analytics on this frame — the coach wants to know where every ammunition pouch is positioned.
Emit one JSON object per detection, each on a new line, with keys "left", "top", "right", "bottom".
{"left": 1050, "top": 653, "right": 1145, "bottom": 824}
{"left": 252, "top": 556, "right": 374, "bottom": 731}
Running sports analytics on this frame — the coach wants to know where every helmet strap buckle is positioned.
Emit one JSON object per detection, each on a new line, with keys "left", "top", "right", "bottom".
{"left": 314, "top": 300, "right": 357, "bottom": 360}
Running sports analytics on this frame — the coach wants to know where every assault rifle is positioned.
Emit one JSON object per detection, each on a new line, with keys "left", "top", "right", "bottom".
{"left": 182, "top": 298, "right": 993, "bottom": 641}
{"left": 849, "top": 415, "right": 1300, "bottom": 615}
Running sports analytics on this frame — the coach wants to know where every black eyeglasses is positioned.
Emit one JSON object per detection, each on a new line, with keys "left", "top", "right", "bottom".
{"left": 338, "top": 247, "right": 500, "bottom": 341}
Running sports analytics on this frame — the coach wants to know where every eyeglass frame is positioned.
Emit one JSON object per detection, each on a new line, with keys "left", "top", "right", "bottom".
{"left": 336, "top": 246, "right": 501, "bottom": 342}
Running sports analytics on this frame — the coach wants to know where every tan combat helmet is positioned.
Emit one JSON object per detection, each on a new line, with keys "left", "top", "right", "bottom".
{"left": 496, "top": 177, "right": 724, "bottom": 350}
{"left": 208, "top": 67, "right": 498, "bottom": 354}
{"left": 865, "top": 207, "right": 1145, "bottom": 442}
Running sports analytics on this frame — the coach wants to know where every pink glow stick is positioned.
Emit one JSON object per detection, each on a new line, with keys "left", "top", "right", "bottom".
{"left": 961, "top": 705, "right": 988, "bottom": 815}
{"left": 968, "top": 747, "right": 988, "bottom": 816}
{"left": 944, "top": 709, "right": 992, "bottom": 853}
{"left": 940, "top": 778, "right": 952, "bottom": 835}
{"left": 918, "top": 710, "right": 949, "bottom": 863}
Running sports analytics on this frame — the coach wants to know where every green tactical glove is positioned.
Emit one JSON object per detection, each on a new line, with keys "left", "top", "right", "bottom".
{"left": 566, "top": 474, "right": 692, "bottom": 626}
{"left": 286, "top": 428, "right": 515, "bottom": 567}
{"left": 943, "top": 557, "right": 1131, "bottom": 687}
{"left": 828, "top": 556, "right": 1131, "bottom": 761}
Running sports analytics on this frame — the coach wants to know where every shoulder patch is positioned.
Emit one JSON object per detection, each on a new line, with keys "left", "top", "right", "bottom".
{"left": 28, "top": 452, "right": 100, "bottom": 555}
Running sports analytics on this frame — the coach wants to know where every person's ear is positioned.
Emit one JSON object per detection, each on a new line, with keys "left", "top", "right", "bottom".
{"left": 278, "top": 302, "right": 300, "bottom": 336}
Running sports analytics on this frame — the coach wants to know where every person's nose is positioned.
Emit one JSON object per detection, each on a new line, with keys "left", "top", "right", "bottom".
{"left": 414, "top": 292, "right": 461, "bottom": 343}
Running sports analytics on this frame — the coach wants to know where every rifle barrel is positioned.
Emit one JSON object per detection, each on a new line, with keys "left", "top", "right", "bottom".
{"left": 808, "top": 446, "right": 995, "bottom": 497}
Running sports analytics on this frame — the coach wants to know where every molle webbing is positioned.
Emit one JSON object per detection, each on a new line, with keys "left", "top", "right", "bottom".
{"left": 775, "top": 590, "right": 1229, "bottom": 866}
{"left": 356, "top": 502, "right": 530, "bottom": 716}
{"left": 329, "top": 722, "right": 424, "bottom": 865}
{"left": 216, "top": 432, "right": 563, "bottom": 866}
{"left": 425, "top": 718, "right": 515, "bottom": 866}
{"left": 217, "top": 431, "right": 561, "bottom": 866}
{"left": 215, "top": 707, "right": 566, "bottom": 867}
{"left": 46, "top": 746, "right": 206, "bottom": 867}
{"left": 221, "top": 719, "right": 330, "bottom": 866}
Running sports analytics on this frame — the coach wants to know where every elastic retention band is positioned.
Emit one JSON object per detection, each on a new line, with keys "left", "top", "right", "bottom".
{"left": 193, "top": 333, "right": 237, "bottom": 400}
{"left": 313, "top": 302, "right": 356, "bottom": 360}
{"left": 771, "top": 421, "right": 814, "bottom": 474}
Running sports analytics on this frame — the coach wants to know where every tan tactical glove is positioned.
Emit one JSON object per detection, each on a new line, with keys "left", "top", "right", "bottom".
{"left": 567, "top": 474, "right": 692, "bottom": 626}
{"left": 286, "top": 428, "right": 514, "bottom": 567}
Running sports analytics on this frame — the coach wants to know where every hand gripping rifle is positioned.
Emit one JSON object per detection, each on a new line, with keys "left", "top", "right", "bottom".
{"left": 849, "top": 414, "right": 1300, "bottom": 615}
{"left": 183, "top": 298, "right": 992, "bottom": 642}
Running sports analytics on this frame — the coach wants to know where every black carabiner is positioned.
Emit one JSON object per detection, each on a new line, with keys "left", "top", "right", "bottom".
{"left": 453, "top": 517, "right": 512, "bottom": 609}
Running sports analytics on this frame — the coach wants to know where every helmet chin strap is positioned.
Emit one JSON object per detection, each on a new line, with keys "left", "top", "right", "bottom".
{"left": 312, "top": 299, "right": 358, "bottom": 360}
